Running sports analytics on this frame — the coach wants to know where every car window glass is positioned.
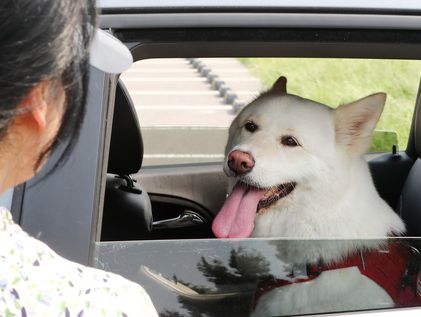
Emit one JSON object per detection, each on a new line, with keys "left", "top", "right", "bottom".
{"left": 119, "top": 58, "right": 421, "bottom": 167}
{"left": 94, "top": 238, "right": 421, "bottom": 316}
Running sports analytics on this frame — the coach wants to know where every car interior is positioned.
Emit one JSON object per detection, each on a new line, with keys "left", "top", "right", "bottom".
{"left": 100, "top": 60, "right": 421, "bottom": 242}
{"left": 101, "top": 80, "right": 216, "bottom": 241}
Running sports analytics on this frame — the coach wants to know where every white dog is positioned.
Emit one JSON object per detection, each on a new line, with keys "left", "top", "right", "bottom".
{"left": 212, "top": 77, "right": 413, "bottom": 316}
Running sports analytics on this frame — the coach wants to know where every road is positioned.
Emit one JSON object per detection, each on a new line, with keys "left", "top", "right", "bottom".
{"left": 120, "top": 58, "right": 262, "bottom": 166}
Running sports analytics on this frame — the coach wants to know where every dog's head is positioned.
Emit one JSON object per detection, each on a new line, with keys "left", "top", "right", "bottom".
{"left": 212, "top": 76, "right": 386, "bottom": 238}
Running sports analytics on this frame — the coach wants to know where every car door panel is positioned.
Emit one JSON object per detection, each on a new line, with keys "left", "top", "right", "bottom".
{"left": 134, "top": 163, "right": 226, "bottom": 239}
{"left": 135, "top": 163, "right": 227, "bottom": 218}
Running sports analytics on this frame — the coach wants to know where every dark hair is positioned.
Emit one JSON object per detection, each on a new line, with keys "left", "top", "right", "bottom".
{"left": 0, "top": 0, "right": 97, "bottom": 169}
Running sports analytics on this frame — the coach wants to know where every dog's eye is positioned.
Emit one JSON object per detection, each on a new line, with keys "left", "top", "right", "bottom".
{"left": 244, "top": 121, "right": 258, "bottom": 133}
{"left": 281, "top": 135, "right": 299, "bottom": 147}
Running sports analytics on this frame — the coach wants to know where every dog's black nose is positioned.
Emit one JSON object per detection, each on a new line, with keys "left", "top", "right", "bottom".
{"left": 228, "top": 150, "right": 255, "bottom": 175}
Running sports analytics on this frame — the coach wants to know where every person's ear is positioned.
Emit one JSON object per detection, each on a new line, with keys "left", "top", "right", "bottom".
{"left": 17, "top": 82, "right": 49, "bottom": 133}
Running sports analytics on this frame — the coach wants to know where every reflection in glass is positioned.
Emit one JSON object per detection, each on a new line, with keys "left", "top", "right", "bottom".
{"left": 94, "top": 238, "right": 421, "bottom": 316}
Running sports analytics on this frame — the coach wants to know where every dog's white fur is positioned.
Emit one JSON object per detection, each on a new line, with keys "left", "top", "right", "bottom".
{"left": 223, "top": 81, "right": 406, "bottom": 316}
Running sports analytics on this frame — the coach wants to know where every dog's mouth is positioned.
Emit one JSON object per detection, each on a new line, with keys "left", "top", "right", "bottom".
{"left": 212, "top": 181, "right": 296, "bottom": 239}
{"left": 257, "top": 182, "right": 296, "bottom": 212}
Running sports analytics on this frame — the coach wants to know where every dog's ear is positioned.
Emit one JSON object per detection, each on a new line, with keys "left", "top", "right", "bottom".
{"left": 270, "top": 76, "right": 287, "bottom": 94}
{"left": 334, "top": 93, "right": 386, "bottom": 154}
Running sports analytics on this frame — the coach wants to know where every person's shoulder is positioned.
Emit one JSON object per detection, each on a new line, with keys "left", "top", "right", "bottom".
{"left": 72, "top": 264, "right": 159, "bottom": 317}
{"left": 0, "top": 207, "right": 158, "bottom": 316}
{"left": 41, "top": 241, "right": 159, "bottom": 316}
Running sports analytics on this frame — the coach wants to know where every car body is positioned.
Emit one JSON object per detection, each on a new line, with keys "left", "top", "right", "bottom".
{"left": 6, "top": 1, "right": 421, "bottom": 316}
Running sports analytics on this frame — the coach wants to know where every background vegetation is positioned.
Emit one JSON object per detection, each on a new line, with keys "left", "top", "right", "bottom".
{"left": 240, "top": 58, "right": 421, "bottom": 152}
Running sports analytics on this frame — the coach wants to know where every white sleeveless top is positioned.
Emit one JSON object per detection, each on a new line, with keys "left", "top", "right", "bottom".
{"left": 0, "top": 207, "right": 158, "bottom": 316}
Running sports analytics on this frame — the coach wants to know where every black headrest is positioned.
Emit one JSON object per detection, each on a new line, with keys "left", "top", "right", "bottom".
{"left": 415, "top": 81, "right": 421, "bottom": 158}
{"left": 107, "top": 80, "right": 143, "bottom": 175}
{"left": 400, "top": 158, "right": 421, "bottom": 237}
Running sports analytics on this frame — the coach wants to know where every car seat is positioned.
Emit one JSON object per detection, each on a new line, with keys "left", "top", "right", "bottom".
{"left": 399, "top": 83, "right": 421, "bottom": 237}
{"left": 101, "top": 80, "right": 153, "bottom": 241}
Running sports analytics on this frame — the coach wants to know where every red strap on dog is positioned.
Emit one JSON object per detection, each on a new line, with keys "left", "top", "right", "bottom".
{"left": 255, "top": 243, "right": 421, "bottom": 307}
{"left": 326, "top": 243, "right": 419, "bottom": 306}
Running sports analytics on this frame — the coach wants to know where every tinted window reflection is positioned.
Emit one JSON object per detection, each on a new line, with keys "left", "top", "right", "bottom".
{"left": 94, "top": 238, "right": 421, "bottom": 317}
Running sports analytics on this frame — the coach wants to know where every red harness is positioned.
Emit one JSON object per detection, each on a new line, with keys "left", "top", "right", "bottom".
{"left": 255, "top": 243, "right": 421, "bottom": 307}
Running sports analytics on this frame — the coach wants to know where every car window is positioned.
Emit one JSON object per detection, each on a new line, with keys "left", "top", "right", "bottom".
{"left": 119, "top": 57, "right": 421, "bottom": 167}
{"left": 119, "top": 58, "right": 251, "bottom": 167}
{"left": 94, "top": 238, "right": 421, "bottom": 316}
{"left": 104, "top": 56, "right": 421, "bottom": 316}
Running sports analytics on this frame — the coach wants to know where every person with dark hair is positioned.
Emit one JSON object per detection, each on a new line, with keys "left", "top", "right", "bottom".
{"left": 0, "top": 1, "right": 157, "bottom": 315}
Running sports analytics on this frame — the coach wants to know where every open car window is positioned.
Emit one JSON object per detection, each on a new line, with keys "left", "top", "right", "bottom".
{"left": 101, "top": 56, "right": 421, "bottom": 316}
{"left": 120, "top": 57, "right": 421, "bottom": 168}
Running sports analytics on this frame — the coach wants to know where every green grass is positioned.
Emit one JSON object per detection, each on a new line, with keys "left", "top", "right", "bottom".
{"left": 240, "top": 58, "right": 421, "bottom": 152}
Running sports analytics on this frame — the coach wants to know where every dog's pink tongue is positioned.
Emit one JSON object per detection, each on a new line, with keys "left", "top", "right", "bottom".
{"left": 212, "top": 183, "right": 266, "bottom": 238}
